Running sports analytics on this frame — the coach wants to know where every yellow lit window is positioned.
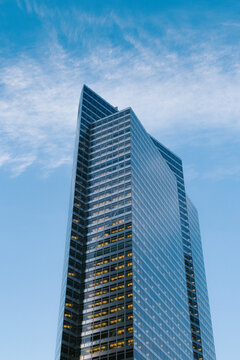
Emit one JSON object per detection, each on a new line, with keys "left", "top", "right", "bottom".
{"left": 115, "top": 264, "right": 124, "bottom": 270}
{"left": 117, "top": 329, "right": 124, "bottom": 335}
{"left": 111, "top": 295, "right": 123, "bottom": 302}
{"left": 110, "top": 340, "right": 124, "bottom": 349}
{"left": 93, "top": 312, "right": 101, "bottom": 318}
{"left": 112, "top": 219, "right": 124, "bottom": 226}
{"left": 128, "top": 339, "right": 133, "bottom": 345}
{"left": 64, "top": 313, "right": 72, "bottom": 318}
{"left": 90, "top": 345, "right": 106, "bottom": 354}
{"left": 128, "top": 327, "right": 133, "bottom": 333}
{"left": 96, "top": 261, "right": 104, "bottom": 266}
{"left": 65, "top": 303, "right": 72, "bottom": 307}
{"left": 100, "top": 279, "right": 108, "bottom": 284}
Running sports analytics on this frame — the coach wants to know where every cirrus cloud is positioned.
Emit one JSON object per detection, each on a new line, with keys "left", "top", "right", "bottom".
{"left": 1, "top": 15, "right": 240, "bottom": 176}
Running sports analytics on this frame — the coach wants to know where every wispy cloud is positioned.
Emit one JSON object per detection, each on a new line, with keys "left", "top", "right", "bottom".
{"left": 1, "top": 9, "right": 240, "bottom": 175}
{"left": 222, "top": 22, "right": 240, "bottom": 28}
{"left": 0, "top": 45, "right": 83, "bottom": 175}
{"left": 184, "top": 162, "right": 240, "bottom": 182}
{"left": 183, "top": 165, "right": 200, "bottom": 181}
{"left": 0, "top": 152, "right": 11, "bottom": 167}
{"left": 202, "top": 164, "right": 240, "bottom": 181}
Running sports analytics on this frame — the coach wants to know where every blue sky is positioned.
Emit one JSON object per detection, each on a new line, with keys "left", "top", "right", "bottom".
{"left": 0, "top": 0, "right": 240, "bottom": 359}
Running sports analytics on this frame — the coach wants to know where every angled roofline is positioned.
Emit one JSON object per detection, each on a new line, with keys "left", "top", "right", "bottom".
{"left": 83, "top": 84, "right": 118, "bottom": 112}
{"left": 150, "top": 135, "right": 182, "bottom": 163}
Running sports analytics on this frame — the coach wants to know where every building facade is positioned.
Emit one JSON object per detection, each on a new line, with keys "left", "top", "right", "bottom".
{"left": 55, "top": 85, "right": 216, "bottom": 360}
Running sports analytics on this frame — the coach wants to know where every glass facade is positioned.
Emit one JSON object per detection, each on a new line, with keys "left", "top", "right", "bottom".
{"left": 187, "top": 198, "right": 216, "bottom": 360}
{"left": 55, "top": 85, "right": 216, "bottom": 360}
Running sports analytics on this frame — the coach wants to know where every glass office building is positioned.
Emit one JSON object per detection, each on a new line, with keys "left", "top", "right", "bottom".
{"left": 55, "top": 85, "right": 216, "bottom": 360}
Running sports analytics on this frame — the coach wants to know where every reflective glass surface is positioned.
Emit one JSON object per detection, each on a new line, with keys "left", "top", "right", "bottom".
{"left": 187, "top": 198, "right": 216, "bottom": 360}
{"left": 55, "top": 85, "right": 216, "bottom": 360}
{"left": 131, "top": 112, "right": 192, "bottom": 360}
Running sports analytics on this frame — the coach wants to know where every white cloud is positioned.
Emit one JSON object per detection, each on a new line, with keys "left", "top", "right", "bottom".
{"left": 183, "top": 165, "right": 199, "bottom": 181}
{"left": 0, "top": 46, "right": 82, "bottom": 175}
{"left": 202, "top": 164, "right": 240, "bottom": 181}
{"left": 95, "top": 43, "right": 240, "bottom": 133}
{"left": 1, "top": 24, "right": 240, "bottom": 175}
{"left": 183, "top": 161, "right": 240, "bottom": 182}
{"left": 0, "top": 153, "right": 11, "bottom": 167}
{"left": 9, "top": 154, "right": 37, "bottom": 177}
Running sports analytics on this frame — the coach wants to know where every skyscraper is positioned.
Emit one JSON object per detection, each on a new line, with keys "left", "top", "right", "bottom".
{"left": 55, "top": 85, "right": 216, "bottom": 360}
